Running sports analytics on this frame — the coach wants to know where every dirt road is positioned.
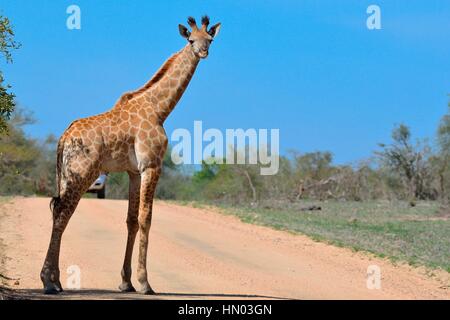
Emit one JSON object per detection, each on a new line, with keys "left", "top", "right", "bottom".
{"left": 0, "top": 197, "right": 448, "bottom": 300}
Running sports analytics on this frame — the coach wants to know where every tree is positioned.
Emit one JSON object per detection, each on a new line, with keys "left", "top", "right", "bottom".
{"left": 434, "top": 100, "right": 450, "bottom": 202}
{"left": 437, "top": 100, "right": 450, "bottom": 159}
{"left": 0, "top": 15, "right": 20, "bottom": 134}
{"left": 289, "top": 151, "right": 334, "bottom": 200}
{"left": 376, "top": 124, "right": 434, "bottom": 201}
{"left": 0, "top": 109, "right": 56, "bottom": 196}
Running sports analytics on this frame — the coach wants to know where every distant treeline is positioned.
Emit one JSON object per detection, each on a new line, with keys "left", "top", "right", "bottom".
{"left": 1, "top": 104, "right": 449, "bottom": 207}
{"left": 0, "top": 110, "right": 56, "bottom": 196}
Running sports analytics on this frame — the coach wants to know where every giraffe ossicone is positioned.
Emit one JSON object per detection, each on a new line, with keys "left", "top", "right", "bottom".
{"left": 40, "top": 16, "right": 221, "bottom": 295}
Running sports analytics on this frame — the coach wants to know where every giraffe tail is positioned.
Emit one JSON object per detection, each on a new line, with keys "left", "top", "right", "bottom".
{"left": 50, "top": 140, "right": 64, "bottom": 219}
{"left": 49, "top": 196, "right": 61, "bottom": 218}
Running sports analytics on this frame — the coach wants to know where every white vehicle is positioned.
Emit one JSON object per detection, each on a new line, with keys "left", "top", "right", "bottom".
{"left": 87, "top": 174, "right": 107, "bottom": 199}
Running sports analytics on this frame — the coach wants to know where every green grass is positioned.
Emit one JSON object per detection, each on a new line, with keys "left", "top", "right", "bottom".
{"left": 0, "top": 196, "right": 11, "bottom": 204}
{"left": 172, "top": 200, "right": 450, "bottom": 273}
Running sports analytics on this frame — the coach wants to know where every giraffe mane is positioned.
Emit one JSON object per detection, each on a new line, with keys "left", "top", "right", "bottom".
{"left": 115, "top": 51, "right": 181, "bottom": 107}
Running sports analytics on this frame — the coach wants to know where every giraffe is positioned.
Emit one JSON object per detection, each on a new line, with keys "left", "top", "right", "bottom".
{"left": 40, "top": 16, "right": 221, "bottom": 294}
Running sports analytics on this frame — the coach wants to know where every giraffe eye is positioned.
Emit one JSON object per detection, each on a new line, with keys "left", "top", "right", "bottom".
{"left": 189, "top": 39, "right": 194, "bottom": 44}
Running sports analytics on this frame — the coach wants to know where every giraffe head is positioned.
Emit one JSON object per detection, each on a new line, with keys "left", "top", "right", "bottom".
{"left": 179, "top": 16, "right": 221, "bottom": 59}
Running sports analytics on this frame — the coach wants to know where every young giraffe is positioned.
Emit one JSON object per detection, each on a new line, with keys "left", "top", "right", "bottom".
{"left": 40, "top": 16, "right": 221, "bottom": 294}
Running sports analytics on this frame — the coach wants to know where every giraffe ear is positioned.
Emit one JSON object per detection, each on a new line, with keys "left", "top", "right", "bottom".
{"left": 179, "top": 24, "right": 191, "bottom": 39}
{"left": 208, "top": 23, "right": 221, "bottom": 38}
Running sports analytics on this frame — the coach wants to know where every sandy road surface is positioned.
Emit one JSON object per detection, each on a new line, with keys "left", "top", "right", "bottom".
{"left": 0, "top": 197, "right": 449, "bottom": 300}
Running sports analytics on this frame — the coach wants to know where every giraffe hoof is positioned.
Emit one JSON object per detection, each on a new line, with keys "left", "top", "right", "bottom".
{"left": 140, "top": 284, "right": 156, "bottom": 295}
{"left": 56, "top": 281, "right": 64, "bottom": 292}
{"left": 44, "top": 283, "right": 63, "bottom": 295}
{"left": 119, "top": 282, "right": 136, "bottom": 293}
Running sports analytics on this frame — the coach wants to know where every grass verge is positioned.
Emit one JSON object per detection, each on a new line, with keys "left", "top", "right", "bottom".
{"left": 172, "top": 199, "right": 450, "bottom": 273}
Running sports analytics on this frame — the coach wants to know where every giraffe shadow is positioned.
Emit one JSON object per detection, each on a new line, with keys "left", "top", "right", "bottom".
{"left": 4, "top": 288, "right": 290, "bottom": 300}
{"left": 157, "top": 292, "right": 290, "bottom": 300}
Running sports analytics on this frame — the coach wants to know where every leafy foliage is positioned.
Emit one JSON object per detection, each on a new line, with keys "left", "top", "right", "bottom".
{"left": 0, "top": 110, "right": 55, "bottom": 196}
{"left": 0, "top": 15, "right": 20, "bottom": 134}
{"left": 376, "top": 124, "right": 435, "bottom": 201}
{"left": 433, "top": 102, "right": 450, "bottom": 202}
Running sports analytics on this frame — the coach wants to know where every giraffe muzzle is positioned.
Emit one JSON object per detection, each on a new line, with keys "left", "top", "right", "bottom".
{"left": 199, "top": 50, "right": 209, "bottom": 58}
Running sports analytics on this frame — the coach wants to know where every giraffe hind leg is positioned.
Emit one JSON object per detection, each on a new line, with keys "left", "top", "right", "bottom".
{"left": 41, "top": 190, "right": 82, "bottom": 294}
{"left": 41, "top": 163, "right": 99, "bottom": 294}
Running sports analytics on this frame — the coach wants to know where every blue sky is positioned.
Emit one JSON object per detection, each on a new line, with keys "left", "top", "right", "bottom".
{"left": 0, "top": 0, "right": 449, "bottom": 164}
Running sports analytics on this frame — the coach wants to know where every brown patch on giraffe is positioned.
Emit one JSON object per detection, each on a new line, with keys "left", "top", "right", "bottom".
{"left": 160, "top": 79, "right": 170, "bottom": 89}
{"left": 169, "top": 79, "right": 179, "bottom": 87}
{"left": 141, "top": 120, "right": 151, "bottom": 130}
{"left": 156, "top": 90, "right": 167, "bottom": 100}
{"left": 137, "top": 131, "right": 147, "bottom": 141}
{"left": 138, "top": 108, "right": 147, "bottom": 119}
{"left": 171, "top": 69, "right": 181, "bottom": 78}
{"left": 149, "top": 128, "right": 158, "bottom": 139}
{"left": 119, "top": 122, "right": 129, "bottom": 133}
{"left": 87, "top": 130, "right": 95, "bottom": 141}
{"left": 129, "top": 105, "right": 138, "bottom": 114}
{"left": 121, "top": 112, "right": 130, "bottom": 121}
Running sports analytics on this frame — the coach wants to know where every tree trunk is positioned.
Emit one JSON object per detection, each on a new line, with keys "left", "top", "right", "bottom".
{"left": 242, "top": 169, "right": 257, "bottom": 205}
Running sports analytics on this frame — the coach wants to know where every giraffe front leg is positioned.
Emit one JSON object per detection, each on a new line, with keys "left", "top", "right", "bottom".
{"left": 136, "top": 167, "right": 160, "bottom": 295}
{"left": 119, "top": 172, "right": 141, "bottom": 293}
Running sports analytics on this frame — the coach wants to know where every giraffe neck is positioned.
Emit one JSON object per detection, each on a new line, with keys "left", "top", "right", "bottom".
{"left": 122, "top": 44, "right": 200, "bottom": 124}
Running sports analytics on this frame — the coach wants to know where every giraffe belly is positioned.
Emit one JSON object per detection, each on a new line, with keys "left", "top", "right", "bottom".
{"left": 101, "top": 145, "right": 139, "bottom": 173}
